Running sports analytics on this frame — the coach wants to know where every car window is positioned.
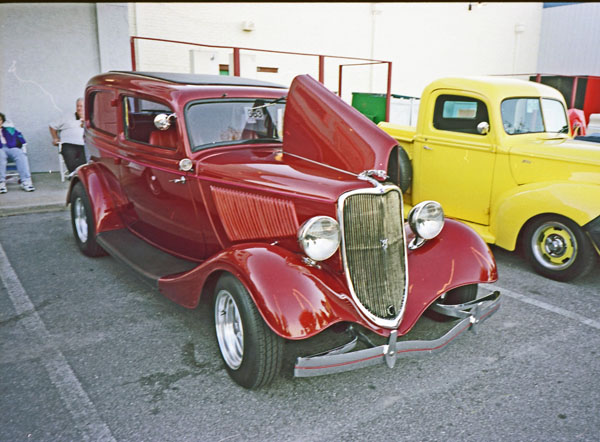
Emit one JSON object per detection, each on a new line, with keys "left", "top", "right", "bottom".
{"left": 123, "top": 96, "right": 177, "bottom": 149}
{"left": 185, "top": 99, "right": 285, "bottom": 152}
{"left": 433, "top": 94, "right": 489, "bottom": 135}
{"left": 90, "top": 91, "right": 117, "bottom": 135}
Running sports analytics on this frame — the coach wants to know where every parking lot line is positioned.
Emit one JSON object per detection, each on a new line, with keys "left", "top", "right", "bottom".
{"left": 482, "top": 283, "right": 600, "bottom": 331}
{"left": 0, "top": 242, "right": 116, "bottom": 442}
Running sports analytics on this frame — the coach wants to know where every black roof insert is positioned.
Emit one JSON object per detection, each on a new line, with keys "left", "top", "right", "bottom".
{"left": 110, "top": 71, "right": 287, "bottom": 89}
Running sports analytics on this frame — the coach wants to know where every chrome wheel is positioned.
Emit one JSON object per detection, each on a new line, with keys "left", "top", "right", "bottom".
{"left": 70, "top": 181, "right": 105, "bottom": 257}
{"left": 215, "top": 289, "right": 244, "bottom": 370}
{"left": 73, "top": 197, "right": 89, "bottom": 243}
{"left": 531, "top": 221, "right": 577, "bottom": 270}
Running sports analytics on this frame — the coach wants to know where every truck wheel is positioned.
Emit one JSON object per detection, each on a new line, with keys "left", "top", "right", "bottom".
{"left": 213, "top": 274, "right": 283, "bottom": 389}
{"left": 70, "top": 182, "right": 105, "bottom": 257}
{"left": 426, "top": 284, "right": 478, "bottom": 321}
{"left": 523, "top": 215, "right": 595, "bottom": 282}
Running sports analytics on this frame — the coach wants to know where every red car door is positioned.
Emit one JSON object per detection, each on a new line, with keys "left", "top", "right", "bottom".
{"left": 118, "top": 95, "right": 206, "bottom": 260}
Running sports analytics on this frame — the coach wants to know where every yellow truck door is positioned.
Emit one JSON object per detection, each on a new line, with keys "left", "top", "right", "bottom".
{"left": 413, "top": 91, "right": 496, "bottom": 225}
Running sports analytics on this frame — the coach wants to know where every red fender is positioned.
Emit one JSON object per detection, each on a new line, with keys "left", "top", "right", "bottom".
{"left": 67, "top": 163, "right": 128, "bottom": 233}
{"left": 158, "top": 244, "right": 358, "bottom": 340}
{"left": 400, "top": 218, "right": 498, "bottom": 335}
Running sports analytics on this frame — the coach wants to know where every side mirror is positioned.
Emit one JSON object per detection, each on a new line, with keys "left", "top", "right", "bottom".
{"left": 154, "top": 113, "right": 176, "bottom": 131}
{"left": 477, "top": 121, "right": 490, "bottom": 135}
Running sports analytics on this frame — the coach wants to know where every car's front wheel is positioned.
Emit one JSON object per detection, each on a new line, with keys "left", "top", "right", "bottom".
{"left": 426, "top": 284, "right": 478, "bottom": 321}
{"left": 213, "top": 274, "right": 283, "bottom": 389}
{"left": 70, "top": 181, "right": 105, "bottom": 257}
{"left": 523, "top": 215, "right": 595, "bottom": 282}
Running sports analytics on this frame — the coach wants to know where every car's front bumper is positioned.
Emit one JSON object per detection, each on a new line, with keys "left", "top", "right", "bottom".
{"left": 294, "top": 290, "right": 501, "bottom": 378}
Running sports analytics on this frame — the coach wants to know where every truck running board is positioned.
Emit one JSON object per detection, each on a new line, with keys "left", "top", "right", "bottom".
{"left": 97, "top": 229, "right": 198, "bottom": 289}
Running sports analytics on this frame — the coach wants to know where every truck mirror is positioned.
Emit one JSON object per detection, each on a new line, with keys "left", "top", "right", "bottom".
{"left": 477, "top": 121, "right": 490, "bottom": 135}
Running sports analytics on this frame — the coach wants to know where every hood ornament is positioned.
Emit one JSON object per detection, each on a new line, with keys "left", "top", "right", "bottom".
{"left": 358, "top": 169, "right": 388, "bottom": 190}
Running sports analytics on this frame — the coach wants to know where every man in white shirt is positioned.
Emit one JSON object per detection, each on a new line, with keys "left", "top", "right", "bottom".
{"left": 49, "top": 98, "right": 85, "bottom": 173}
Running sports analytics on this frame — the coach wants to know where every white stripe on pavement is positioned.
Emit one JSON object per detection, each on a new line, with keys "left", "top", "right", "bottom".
{"left": 482, "top": 283, "right": 600, "bottom": 331}
{"left": 0, "top": 242, "right": 116, "bottom": 442}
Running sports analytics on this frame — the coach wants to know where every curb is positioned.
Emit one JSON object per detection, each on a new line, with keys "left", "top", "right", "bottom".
{"left": 0, "top": 204, "right": 68, "bottom": 217}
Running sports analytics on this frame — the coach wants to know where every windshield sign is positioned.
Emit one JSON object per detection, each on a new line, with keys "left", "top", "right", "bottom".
{"left": 186, "top": 99, "right": 285, "bottom": 151}
{"left": 501, "top": 98, "right": 568, "bottom": 135}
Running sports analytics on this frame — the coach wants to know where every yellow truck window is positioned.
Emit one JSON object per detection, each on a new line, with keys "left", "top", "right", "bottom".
{"left": 433, "top": 94, "right": 489, "bottom": 135}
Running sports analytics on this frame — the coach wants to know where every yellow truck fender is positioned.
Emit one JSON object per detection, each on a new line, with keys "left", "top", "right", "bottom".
{"left": 377, "top": 121, "right": 417, "bottom": 144}
{"left": 492, "top": 181, "right": 600, "bottom": 251}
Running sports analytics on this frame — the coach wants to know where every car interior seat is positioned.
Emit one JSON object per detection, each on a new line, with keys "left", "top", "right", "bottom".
{"left": 148, "top": 128, "right": 178, "bottom": 149}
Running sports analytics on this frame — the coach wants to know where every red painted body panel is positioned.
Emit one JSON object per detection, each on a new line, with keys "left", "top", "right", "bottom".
{"left": 283, "top": 75, "right": 398, "bottom": 174}
{"left": 399, "top": 219, "right": 498, "bottom": 335}
{"left": 68, "top": 163, "right": 126, "bottom": 233}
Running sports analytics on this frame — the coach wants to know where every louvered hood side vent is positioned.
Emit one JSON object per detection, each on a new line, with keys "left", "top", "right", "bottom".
{"left": 211, "top": 186, "right": 299, "bottom": 241}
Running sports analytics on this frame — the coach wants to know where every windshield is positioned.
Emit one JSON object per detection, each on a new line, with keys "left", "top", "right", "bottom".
{"left": 186, "top": 99, "right": 285, "bottom": 151}
{"left": 501, "top": 97, "right": 568, "bottom": 135}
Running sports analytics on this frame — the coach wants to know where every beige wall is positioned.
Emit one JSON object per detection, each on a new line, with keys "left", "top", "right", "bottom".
{"left": 129, "top": 2, "right": 542, "bottom": 101}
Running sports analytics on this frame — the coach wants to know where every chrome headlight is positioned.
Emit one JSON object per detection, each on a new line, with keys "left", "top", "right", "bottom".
{"left": 408, "top": 201, "right": 444, "bottom": 247}
{"left": 298, "top": 216, "right": 341, "bottom": 261}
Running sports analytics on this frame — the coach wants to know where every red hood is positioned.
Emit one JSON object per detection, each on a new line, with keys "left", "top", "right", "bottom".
{"left": 283, "top": 75, "right": 398, "bottom": 175}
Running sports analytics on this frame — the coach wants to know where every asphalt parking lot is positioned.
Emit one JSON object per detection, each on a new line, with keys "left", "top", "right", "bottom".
{"left": 1, "top": 210, "right": 599, "bottom": 442}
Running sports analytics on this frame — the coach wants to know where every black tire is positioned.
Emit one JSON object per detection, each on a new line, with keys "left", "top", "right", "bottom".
{"left": 387, "top": 145, "right": 412, "bottom": 193}
{"left": 522, "top": 215, "right": 595, "bottom": 282}
{"left": 70, "top": 181, "right": 105, "bottom": 257}
{"left": 213, "top": 274, "right": 283, "bottom": 389}
{"left": 426, "top": 284, "right": 478, "bottom": 322}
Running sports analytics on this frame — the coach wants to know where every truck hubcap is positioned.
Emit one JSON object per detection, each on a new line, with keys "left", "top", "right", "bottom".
{"left": 215, "top": 290, "right": 244, "bottom": 370}
{"left": 532, "top": 221, "right": 576, "bottom": 270}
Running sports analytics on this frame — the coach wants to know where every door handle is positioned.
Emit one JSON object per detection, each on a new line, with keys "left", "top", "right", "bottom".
{"left": 423, "top": 145, "right": 433, "bottom": 151}
{"left": 169, "top": 176, "right": 186, "bottom": 184}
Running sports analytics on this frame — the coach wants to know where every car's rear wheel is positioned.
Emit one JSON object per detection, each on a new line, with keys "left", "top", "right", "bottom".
{"left": 70, "top": 182, "right": 105, "bottom": 257}
{"left": 214, "top": 274, "right": 283, "bottom": 389}
{"left": 523, "top": 215, "right": 595, "bottom": 282}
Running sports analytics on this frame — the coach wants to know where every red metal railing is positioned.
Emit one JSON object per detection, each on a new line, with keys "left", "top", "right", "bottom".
{"left": 130, "top": 36, "right": 393, "bottom": 120}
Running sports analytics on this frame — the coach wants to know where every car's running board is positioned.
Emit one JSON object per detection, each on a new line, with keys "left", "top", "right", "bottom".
{"left": 97, "top": 229, "right": 199, "bottom": 289}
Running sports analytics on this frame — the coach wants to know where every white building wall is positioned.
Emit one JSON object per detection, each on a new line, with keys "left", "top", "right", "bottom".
{"left": 537, "top": 2, "right": 600, "bottom": 76}
{"left": 129, "top": 2, "right": 542, "bottom": 100}
{"left": 0, "top": 2, "right": 130, "bottom": 173}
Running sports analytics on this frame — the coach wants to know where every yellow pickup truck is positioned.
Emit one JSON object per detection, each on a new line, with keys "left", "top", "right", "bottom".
{"left": 379, "top": 77, "right": 600, "bottom": 281}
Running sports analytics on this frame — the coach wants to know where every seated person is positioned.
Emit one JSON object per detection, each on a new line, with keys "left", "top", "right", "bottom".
{"left": 0, "top": 112, "right": 35, "bottom": 193}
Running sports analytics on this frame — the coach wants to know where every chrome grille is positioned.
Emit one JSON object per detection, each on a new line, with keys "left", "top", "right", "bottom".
{"left": 341, "top": 187, "right": 407, "bottom": 323}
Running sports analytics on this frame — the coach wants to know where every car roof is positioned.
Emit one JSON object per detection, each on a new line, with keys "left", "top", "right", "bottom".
{"left": 424, "top": 76, "right": 565, "bottom": 103}
{"left": 110, "top": 71, "right": 287, "bottom": 89}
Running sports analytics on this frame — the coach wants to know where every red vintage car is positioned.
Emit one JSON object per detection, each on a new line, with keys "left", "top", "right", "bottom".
{"left": 68, "top": 71, "right": 500, "bottom": 389}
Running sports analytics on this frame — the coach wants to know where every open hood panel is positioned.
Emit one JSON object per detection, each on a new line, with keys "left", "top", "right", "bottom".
{"left": 283, "top": 75, "right": 398, "bottom": 175}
